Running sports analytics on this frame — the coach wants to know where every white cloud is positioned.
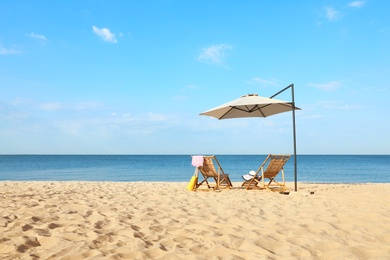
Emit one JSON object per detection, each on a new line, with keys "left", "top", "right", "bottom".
{"left": 348, "top": 1, "right": 365, "bottom": 8}
{"left": 0, "top": 44, "right": 22, "bottom": 55}
{"left": 186, "top": 84, "right": 199, "bottom": 90}
{"left": 198, "top": 44, "right": 233, "bottom": 64}
{"left": 307, "top": 81, "right": 342, "bottom": 91}
{"left": 172, "top": 95, "right": 188, "bottom": 102}
{"left": 100, "top": 112, "right": 172, "bottom": 135}
{"left": 316, "top": 100, "right": 360, "bottom": 110}
{"left": 247, "top": 77, "right": 279, "bottom": 87}
{"left": 37, "top": 102, "right": 63, "bottom": 111}
{"left": 10, "top": 97, "right": 31, "bottom": 106}
{"left": 324, "top": 7, "right": 341, "bottom": 21}
{"left": 36, "top": 101, "right": 104, "bottom": 111}
{"left": 73, "top": 101, "right": 103, "bottom": 110}
{"left": 303, "top": 114, "right": 323, "bottom": 119}
{"left": 147, "top": 112, "right": 167, "bottom": 121}
{"left": 111, "top": 112, "right": 132, "bottom": 118}
{"left": 92, "top": 26, "right": 117, "bottom": 43}
{"left": 27, "top": 33, "right": 47, "bottom": 41}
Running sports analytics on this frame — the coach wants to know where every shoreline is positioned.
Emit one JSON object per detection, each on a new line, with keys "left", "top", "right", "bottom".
{"left": 1, "top": 180, "right": 389, "bottom": 186}
{"left": 1, "top": 182, "right": 389, "bottom": 259}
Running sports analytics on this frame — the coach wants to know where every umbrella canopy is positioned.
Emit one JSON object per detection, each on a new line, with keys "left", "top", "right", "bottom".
{"left": 199, "top": 85, "right": 300, "bottom": 191}
{"left": 200, "top": 93, "right": 300, "bottom": 119}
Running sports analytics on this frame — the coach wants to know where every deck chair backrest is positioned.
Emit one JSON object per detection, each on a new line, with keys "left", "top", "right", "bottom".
{"left": 242, "top": 154, "right": 291, "bottom": 191}
{"left": 199, "top": 157, "right": 219, "bottom": 177}
{"left": 263, "top": 156, "right": 289, "bottom": 179}
{"left": 195, "top": 155, "right": 232, "bottom": 191}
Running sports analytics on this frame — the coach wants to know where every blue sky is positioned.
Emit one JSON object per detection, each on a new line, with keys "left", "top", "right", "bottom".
{"left": 1, "top": 0, "right": 389, "bottom": 155}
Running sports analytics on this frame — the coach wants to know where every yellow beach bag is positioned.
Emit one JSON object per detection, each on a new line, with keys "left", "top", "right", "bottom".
{"left": 186, "top": 168, "right": 198, "bottom": 191}
{"left": 186, "top": 175, "right": 198, "bottom": 191}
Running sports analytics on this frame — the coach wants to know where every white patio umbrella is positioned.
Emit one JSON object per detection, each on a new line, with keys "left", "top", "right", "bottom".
{"left": 200, "top": 84, "right": 300, "bottom": 191}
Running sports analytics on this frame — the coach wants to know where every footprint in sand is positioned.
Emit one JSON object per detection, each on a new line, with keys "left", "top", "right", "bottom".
{"left": 16, "top": 236, "right": 41, "bottom": 253}
{"left": 89, "top": 234, "right": 114, "bottom": 249}
{"left": 22, "top": 224, "right": 33, "bottom": 231}
{"left": 31, "top": 216, "right": 41, "bottom": 222}
{"left": 94, "top": 220, "right": 109, "bottom": 229}
{"left": 130, "top": 224, "right": 140, "bottom": 231}
{"left": 133, "top": 231, "right": 153, "bottom": 248}
{"left": 35, "top": 228, "right": 51, "bottom": 237}
{"left": 48, "top": 223, "right": 60, "bottom": 229}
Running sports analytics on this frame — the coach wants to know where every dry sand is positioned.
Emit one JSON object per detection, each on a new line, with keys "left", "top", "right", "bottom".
{"left": 0, "top": 181, "right": 389, "bottom": 259}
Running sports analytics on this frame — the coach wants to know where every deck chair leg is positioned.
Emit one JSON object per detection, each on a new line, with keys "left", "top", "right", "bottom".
{"left": 216, "top": 173, "right": 220, "bottom": 190}
{"left": 261, "top": 168, "right": 265, "bottom": 189}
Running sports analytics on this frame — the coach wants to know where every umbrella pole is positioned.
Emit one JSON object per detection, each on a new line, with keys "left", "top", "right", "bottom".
{"left": 270, "top": 84, "right": 298, "bottom": 191}
{"left": 291, "top": 84, "right": 298, "bottom": 192}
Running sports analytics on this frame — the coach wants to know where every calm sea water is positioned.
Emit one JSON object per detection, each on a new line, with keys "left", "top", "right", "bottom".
{"left": 0, "top": 155, "right": 389, "bottom": 183}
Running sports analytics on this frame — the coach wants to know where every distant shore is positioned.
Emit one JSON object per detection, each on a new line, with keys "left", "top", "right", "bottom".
{"left": 1, "top": 181, "right": 389, "bottom": 259}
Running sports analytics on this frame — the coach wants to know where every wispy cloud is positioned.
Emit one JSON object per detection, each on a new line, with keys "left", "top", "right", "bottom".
{"left": 348, "top": 1, "right": 365, "bottom": 8}
{"left": 36, "top": 101, "right": 104, "bottom": 111}
{"left": 27, "top": 32, "right": 47, "bottom": 41}
{"left": 186, "top": 84, "right": 199, "bottom": 90}
{"left": 48, "top": 112, "right": 174, "bottom": 139}
{"left": 37, "top": 102, "right": 63, "bottom": 111}
{"left": 198, "top": 44, "right": 233, "bottom": 64}
{"left": 73, "top": 102, "right": 104, "bottom": 110}
{"left": 303, "top": 114, "right": 324, "bottom": 119}
{"left": 92, "top": 26, "right": 117, "bottom": 43}
{"left": 0, "top": 44, "right": 22, "bottom": 55}
{"left": 307, "top": 81, "right": 342, "bottom": 91}
{"left": 147, "top": 112, "right": 167, "bottom": 122}
{"left": 246, "top": 77, "right": 279, "bottom": 88}
{"left": 324, "top": 7, "right": 341, "bottom": 21}
{"left": 317, "top": 100, "right": 360, "bottom": 110}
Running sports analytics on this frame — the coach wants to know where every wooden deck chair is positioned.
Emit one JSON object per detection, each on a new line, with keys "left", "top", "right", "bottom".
{"left": 195, "top": 156, "right": 233, "bottom": 191}
{"left": 242, "top": 154, "right": 291, "bottom": 191}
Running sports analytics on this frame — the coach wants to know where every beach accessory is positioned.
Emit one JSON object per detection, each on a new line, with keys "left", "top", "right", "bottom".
{"left": 186, "top": 168, "right": 198, "bottom": 191}
{"left": 242, "top": 170, "right": 257, "bottom": 181}
{"left": 187, "top": 156, "right": 203, "bottom": 191}
{"left": 191, "top": 155, "right": 204, "bottom": 167}
{"left": 242, "top": 174, "right": 252, "bottom": 181}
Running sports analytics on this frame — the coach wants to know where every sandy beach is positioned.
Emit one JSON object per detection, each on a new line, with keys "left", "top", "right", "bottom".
{"left": 0, "top": 181, "right": 389, "bottom": 259}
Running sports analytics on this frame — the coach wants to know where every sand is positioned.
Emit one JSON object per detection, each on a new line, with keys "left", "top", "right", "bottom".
{"left": 0, "top": 181, "right": 389, "bottom": 259}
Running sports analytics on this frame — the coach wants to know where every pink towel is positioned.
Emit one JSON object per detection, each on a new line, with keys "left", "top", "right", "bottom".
{"left": 192, "top": 156, "right": 204, "bottom": 167}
